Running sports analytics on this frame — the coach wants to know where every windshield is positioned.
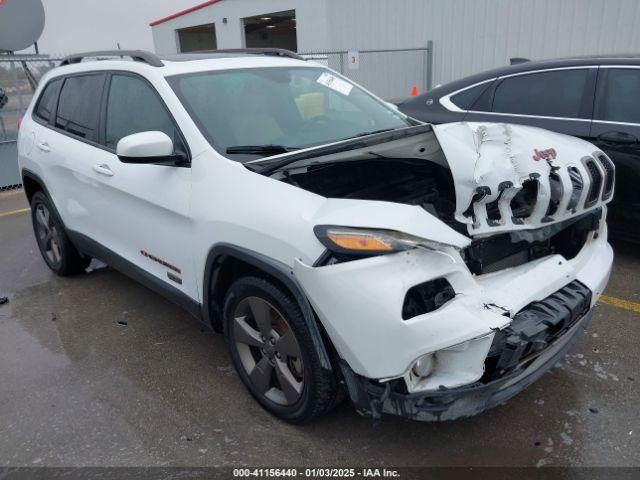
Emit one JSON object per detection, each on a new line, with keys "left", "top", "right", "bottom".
{"left": 167, "top": 67, "right": 410, "bottom": 160}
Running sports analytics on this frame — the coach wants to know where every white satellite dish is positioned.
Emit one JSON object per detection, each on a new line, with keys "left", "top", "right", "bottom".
{"left": 0, "top": 0, "right": 45, "bottom": 52}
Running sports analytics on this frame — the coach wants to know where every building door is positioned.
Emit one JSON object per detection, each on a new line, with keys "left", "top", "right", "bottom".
{"left": 177, "top": 23, "right": 217, "bottom": 53}
{"left": 242, "top": 10, "right": 297, "bottom": 51}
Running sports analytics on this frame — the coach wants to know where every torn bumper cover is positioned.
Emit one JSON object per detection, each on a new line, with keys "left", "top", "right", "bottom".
{"left": 340, "top": 281, "right": 593, "bottom": 422}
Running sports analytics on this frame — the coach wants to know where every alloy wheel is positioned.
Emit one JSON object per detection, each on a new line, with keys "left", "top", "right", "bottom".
{"left": 34, "top": 203, "right": 62, "bottom": 267}
{"left": 232, "top": 296, "right": 304, "bottom": 406}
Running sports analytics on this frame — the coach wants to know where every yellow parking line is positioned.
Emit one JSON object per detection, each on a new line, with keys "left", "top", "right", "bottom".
{"left": 599, "top": 295, "right": 640, "bottom": 314}
{"left": 0, "top": 207, "right": 30, "bottom": 218}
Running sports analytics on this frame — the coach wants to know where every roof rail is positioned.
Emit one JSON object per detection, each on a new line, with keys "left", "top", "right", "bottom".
{"left": 60, "top": 50, "right": 164, "bottom": 67}
{"left": 197, "top": 48, "right": 305, "bottom": 61}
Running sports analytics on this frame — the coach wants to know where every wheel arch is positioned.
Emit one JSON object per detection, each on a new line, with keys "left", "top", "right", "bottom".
{"left": 203, "top": 244, "right": 334, "bottom": 373}
{"left": 21, "top": 169, "right": 67, "bottom": 226}
{"left": 21, "top": 169, "right": 48, "bottom": 204}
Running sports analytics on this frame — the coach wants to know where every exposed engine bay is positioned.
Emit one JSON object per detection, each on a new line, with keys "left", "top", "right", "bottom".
{"left": 262, "top": 122, "right": 613, "bottom": 275}
{"left": 278, "top": 158, "right": 460, "bottom": 232}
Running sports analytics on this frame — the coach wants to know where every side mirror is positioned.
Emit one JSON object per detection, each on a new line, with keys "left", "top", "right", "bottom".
{"left": 116, "top": 131, "right": 186, "bottom": 165}
{"left": 385, "top": 101, "right": 400, "bottom": 111}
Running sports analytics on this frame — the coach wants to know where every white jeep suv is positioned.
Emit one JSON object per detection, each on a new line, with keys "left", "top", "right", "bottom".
{"left": 18, "top": 49, "right": 614, "bottom": 423}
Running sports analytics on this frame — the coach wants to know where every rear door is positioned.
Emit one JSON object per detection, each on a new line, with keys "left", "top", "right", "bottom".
{"left": 26, "top": 76, "right": 63, "bottom": 183}
{"left": 589, "top": 66, "right": 640, "bottom": 240}
{"left": 464, "top": 67, "right": 596, "bottom": 138}
{"left": 90, "top": 72, "right": 196, "bottom": 298}
{"left": 38, "top": 73, "right": 110, "bottom": 237}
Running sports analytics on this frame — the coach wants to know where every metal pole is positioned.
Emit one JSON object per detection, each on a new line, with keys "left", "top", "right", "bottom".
{"left": 425, "top": 40, "right": 433, "bottom": 93}
{"left": 8, "top": 59, "right": 25, "bottom": 112}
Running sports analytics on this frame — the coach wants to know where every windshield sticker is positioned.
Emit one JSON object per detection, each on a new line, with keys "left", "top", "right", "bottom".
{"left": 316, "top": 72, "right": 353, "bottom": 96}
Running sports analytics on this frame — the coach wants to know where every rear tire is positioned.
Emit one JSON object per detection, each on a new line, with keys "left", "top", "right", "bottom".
{"left": 30, "top": 192, "right": 90, "bottom": 276}
{"left": 223, "top": 276, "right": 339, "bottom": 424}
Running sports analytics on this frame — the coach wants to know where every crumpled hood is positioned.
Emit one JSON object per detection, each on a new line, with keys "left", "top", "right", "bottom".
{"left": 432, "top": 122, "right": 614, "bottom": 236}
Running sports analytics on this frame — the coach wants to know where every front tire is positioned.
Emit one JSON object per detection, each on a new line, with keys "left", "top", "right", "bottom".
{"left": 30, "top": 192, "right": 90, "bottom": 276}
{"left": 223, "top": 276, "right": 339, "bottom": 424}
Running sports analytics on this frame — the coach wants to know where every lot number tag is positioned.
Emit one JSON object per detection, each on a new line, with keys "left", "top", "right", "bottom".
{"left": 348, "top": 50, "right": 360, "bottom": 70}
{"left": 316, "top": 72, "right": 353, "bottom": 96}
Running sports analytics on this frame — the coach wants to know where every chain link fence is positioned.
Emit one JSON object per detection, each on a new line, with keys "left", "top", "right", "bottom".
{"left": 0, "top": 54, "right": 63, "bottom": 191}
{"left": 299, "top": 44, "right": 433, "bottom": 102}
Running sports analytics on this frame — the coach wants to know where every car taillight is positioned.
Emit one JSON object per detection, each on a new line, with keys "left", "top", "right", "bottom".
{"left": 17, "top": 115, "right": 22, "bottom": 131}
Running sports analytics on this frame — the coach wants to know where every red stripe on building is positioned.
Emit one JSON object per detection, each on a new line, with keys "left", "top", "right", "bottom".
{"left": 149, "top": 0, "right": 223, "bottom": 27}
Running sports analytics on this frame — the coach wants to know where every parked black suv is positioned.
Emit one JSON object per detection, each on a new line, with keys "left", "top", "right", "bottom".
{"left": 398, "top": 55, "right": 640, "bottom": 242}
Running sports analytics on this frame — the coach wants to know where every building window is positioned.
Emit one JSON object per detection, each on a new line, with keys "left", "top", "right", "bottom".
{"left": 177, "top": 23, "right": 217, "bottom": 53}
{"left": 242, "top": 10, "right": 297, "bottom": 51}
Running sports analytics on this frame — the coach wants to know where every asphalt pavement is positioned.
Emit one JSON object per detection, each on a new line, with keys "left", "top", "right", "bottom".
{"left": 0, "top": 189, "right": 638, "bottom": 467}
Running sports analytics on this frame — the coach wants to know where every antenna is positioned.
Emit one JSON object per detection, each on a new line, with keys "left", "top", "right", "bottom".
{"left": 0, "top": 0, "right": 45, "bottom": 52}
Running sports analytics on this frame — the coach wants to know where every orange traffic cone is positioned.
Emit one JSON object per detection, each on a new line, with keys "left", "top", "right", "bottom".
{"left": 410, "top": 85, "right": 419, "bottom": 97}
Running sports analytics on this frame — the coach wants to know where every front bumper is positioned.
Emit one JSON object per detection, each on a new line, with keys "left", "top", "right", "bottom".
{"left": 294, "top": 229, "right": 613, "bottom": 381}
{"left": 338, "top": 281, "right": 593, "bottom": 421}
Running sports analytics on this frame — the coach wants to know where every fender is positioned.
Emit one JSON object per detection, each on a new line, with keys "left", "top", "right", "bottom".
{"left": 203, "top": 244, "right": 334, "bottom": 372}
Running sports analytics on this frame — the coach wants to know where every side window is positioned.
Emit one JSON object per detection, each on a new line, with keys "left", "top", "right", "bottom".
{"left": 34, "top": 78, "right": 62, "bottom": 123}
{"left": 492, "top": 69, "right": 589, "bottom": 118}
{"left": 55, "top": 74, "right": 105, "bottom": 141}
{"left": 595, "top": 68, "right": 640, "bottom": 124}
{"left": 450, "top": 82, "right": 492, "bottom": 111}
{"left": 105, "top": 74, "right": 179, "bottom": 150}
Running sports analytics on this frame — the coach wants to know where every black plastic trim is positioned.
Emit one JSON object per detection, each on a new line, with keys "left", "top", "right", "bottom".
{"left": 203, "top": 244, "right": 334, "bottom": 372}
{"left": 582, "top": 156, "right": 603, "bottom": 208}
{"left": 61, "top": 50, "right": 164, "bottom": 67}
{"left": 342, "top": 302, "right": 594, "bottom": 421}
{"left": 21, "top": 169, "right": 56, "bottom": 210}
{"left": 594, "top": 152, "right": 615, "bottom": 201}
{"left": 179, "top": 48, "right": 305, "bottom": 61}
{"left": 66, "top": 231, "right": 203, "bottom": 321}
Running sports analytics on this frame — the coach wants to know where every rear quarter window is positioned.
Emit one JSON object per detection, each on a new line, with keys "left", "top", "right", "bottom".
{"left": 34, "top": 78, "right": 63, "bottom": 123}
{"left": 450, "top": 82, "right": 493, "bottom": 111}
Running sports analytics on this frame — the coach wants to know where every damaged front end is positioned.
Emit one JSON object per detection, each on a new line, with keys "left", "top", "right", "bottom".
{"left": 254, "top": 122, "right": 614, "bottom": 421}
{"left": 340, "top": 280, "right": 593, "bottom": 421}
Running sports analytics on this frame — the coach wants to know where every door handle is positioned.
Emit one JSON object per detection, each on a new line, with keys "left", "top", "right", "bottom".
{"left": 597, "top": 131, "right": 638, "bottom": 145}
{"left": 92, "top": 163, "right": 114, "bottom": 177}
{"left": 36, "top": 142, "right": 51, "bottom": 152}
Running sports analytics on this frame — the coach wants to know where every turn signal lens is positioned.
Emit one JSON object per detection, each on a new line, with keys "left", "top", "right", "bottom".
{"left": 327, "top": 231, "right": 393, "bottom": 252}
{"left": 314, "top": 225, "right": 427, "bottom": 255}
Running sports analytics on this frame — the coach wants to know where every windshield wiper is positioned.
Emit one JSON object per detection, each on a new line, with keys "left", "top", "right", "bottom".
{"left": 226, "top": 145, "right": 299, "bottom": 155}
{"left": 348, "top": 128, "right": 397, "bottom": 139}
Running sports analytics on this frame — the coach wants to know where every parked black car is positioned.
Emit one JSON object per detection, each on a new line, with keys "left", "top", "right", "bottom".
{"left": 398, "top": 55, "right": 640, "bottom": 242}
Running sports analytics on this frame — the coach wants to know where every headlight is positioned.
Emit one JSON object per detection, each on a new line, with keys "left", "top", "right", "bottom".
{"left": 313, "top": 225, "right": 452, "bottom": 256}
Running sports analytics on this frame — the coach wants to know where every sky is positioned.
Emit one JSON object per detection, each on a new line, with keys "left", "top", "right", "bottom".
{"left": 19, "top": 0, "right": 200, "bottom": 54}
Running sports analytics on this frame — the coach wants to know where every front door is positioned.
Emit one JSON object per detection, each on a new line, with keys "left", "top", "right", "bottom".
{"left": 89, "top": 72, "right": 196, "bottom": 299}
{"left": 588, "top": 67, "right": 640, "bottom": 241}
